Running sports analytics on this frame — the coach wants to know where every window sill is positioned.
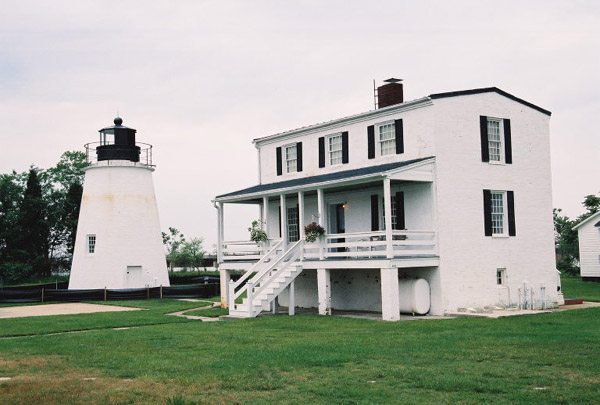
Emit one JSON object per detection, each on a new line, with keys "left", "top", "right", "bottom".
{"left": 491, "top": 234, "right": 509, "bottom": 238}
{"left": 488, "top": 160, "right": 505, "bottom": 166}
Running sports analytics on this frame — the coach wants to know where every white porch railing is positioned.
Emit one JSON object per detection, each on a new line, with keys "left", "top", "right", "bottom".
{"left": 222, "top": 231, "right": 436, "bottom": 262}
{"left": 222, "top": 239, "right": 282, "bottom": 261}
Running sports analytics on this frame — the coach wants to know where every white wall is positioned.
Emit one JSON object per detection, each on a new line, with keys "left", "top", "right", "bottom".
{"left": 69, "top": 163, "right": 169, "bottom": 289}
{"left": 431, "top": 93, "right": 558, "bottom": 310}
{"left": 257, "top": 103, "right": 435, "bottom": 185}
{"left": 577, "top": 214, "right": 600, "bottom": 277}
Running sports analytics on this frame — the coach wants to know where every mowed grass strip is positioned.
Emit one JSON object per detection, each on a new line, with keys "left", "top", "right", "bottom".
{"left": 1, "top": 308, "right": 599, "bottom": 404}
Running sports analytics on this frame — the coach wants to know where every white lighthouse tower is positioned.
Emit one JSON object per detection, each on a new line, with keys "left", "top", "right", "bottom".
{"left": 69, "top": 117, "right": 170, "bottom": 289}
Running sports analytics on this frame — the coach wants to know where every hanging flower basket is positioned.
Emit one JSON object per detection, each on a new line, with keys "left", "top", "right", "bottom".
{"left": 304, "top": 222, "right": 326, "bottom": 243}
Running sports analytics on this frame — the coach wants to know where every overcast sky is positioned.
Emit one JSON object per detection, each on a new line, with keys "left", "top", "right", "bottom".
{"left": 1, "top": 0, "right": 598, "bottom": 250}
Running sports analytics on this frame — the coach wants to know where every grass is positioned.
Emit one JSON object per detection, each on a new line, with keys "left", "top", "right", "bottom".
{"left": 0, "top": 296, "right": 599, "bottom": 404}
{"left": 561, "top": 274, "right": 600, "bottom": 302}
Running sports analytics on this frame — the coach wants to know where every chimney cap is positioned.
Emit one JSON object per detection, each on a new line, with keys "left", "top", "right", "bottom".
{"left": 383, "top": 78, "right": 403, "bottom": 84}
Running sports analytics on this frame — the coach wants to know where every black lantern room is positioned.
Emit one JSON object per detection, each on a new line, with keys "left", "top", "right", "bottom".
{"left": 96, "top": 117, "right": 141, "bottom": 162}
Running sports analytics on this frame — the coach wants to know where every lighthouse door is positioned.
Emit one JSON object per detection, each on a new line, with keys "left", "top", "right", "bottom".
{"left": 126, "top": 266, "right": 143, "bottom": 288}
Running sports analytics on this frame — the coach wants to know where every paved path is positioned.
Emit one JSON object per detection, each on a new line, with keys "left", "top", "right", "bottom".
{"left": 0, "top": 303, "right": 141, "bottom": 319}
{"left": 167, "top": 301, "right": 222, "bottom": 322}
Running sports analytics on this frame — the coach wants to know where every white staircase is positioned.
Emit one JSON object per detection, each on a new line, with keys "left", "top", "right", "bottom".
{"left": 228, "top": 240, "right": 303, "bottom": 318}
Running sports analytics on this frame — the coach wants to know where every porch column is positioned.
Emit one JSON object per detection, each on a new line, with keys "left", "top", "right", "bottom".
{"left": 216, "top": 202, "right": 224, "bottom": 263}
{"left": 280, "top": 194, "right": 288, "bottom": 249}
{"left": 289, "top": 278, "right": 296, "bottom": 316}
{"left": 298, "top": 191, "right": 305, "bottom": 240}
{"left": 317, "top": 188, "right": 325, "bottom": 259}
{"left": 262, "top": 196, "right": 269, "bottom": 240}
{"left": 220, "top": 269, "right": 230, "bottom": 309}
{"left": 317, "top": 268, "right": 331, "bottom": 315}
{"left": 317, "top": 188, "right": 325, "bottom": 227}
{"left": 383, "top": 178, "right": 393, "bottom": 258}
{"left": 381, "top": 267, "right": 400, "bottom": 321}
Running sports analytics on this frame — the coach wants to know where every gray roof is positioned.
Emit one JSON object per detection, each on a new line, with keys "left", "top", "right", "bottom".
{"left": 216, "top": 157, "right": 434, "bottom": 200}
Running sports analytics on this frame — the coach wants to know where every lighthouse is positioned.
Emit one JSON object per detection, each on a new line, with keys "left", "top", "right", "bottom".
{"left": 69, "top": 117, "right": 169, "bottom": 289}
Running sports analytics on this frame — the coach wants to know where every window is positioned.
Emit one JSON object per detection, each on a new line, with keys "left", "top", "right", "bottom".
{"left": 378, "top": 123, "right": 396, "bottom": 156}
{"left": 87, "top": 234, "right": 96, "bottom": 254}
{"left": 381, "top": 195, "right": 397, "bottom": 230}
{"left": 328, "top": 134, "right": 343, "bottom": 165}
{"left": 496, "top": 268, "right": 506, "bottom": 285}
{"left": 483, "top": 189, "right": 516, "bottom": 237}
{"left": 287, "top": 206, "right": 299, "bottom": 242}
{"left": 490, "top": 192, "right": 505, "bottom": 235}
{"left": 480, "top": 116, "right": 512, "bottom": 164}
{"left": 285, "top": 144, "right": 297, "bottom": 173}
{"left": 487, "top": 119, "right": 502, "bottom": 162}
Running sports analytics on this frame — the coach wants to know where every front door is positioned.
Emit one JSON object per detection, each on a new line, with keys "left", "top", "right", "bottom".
{"left": 329, "top": 203, "right": 345, "bottom": 252}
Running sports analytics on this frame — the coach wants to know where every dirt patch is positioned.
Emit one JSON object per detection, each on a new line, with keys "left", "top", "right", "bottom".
{"left": 0, "top": 303, "right": 141, "bottom": 319}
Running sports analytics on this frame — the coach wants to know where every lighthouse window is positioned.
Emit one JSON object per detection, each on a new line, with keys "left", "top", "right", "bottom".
{"left": 87, "top": 234, "right": 96, "bottom": 254}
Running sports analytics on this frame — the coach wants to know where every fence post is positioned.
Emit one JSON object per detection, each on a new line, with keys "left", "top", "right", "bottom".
{"left": 160, "top": 285, "right": 163, "bottom": 299}
{"left": 147, "top": 285, "right": 150, "bottom": 300}
{"left": 104, "top": 287, "right": 107, "bottom": 301}
{"left": 41, "top": 287, "right": 44, "bottom": 303}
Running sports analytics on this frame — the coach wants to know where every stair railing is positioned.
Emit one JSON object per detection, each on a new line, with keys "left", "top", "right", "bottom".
{"left": 228, "top": 240, "right": 283, "bottom": 309}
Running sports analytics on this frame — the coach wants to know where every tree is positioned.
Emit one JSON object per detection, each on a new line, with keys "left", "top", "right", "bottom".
{"left": 0, "top": 173, "right": 27, "bottom": 282}
{"left": 16, "top": 169, "right": 50, "bottom": 278}
{"left": 162, "top": 227, "right": 185, "bottom": 271}
{"left": 176, "top": 238, "right": 206, "bottom": 272}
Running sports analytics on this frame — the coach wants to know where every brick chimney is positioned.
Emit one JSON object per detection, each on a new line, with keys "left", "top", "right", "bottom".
{"left": 377, "top": 78, "right": 403, "bottom": 108}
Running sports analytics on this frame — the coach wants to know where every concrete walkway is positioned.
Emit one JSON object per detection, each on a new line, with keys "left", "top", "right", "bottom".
{"left": 0, "top": 303, "right": 141, "bottom": 319}
{"left": 167, "top": 301, "right": 222, "bottom": 322}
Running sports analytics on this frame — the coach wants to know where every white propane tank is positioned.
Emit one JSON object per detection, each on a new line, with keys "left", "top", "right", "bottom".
{"left": 398, "top": 278, "right": 430, "bottom": 315}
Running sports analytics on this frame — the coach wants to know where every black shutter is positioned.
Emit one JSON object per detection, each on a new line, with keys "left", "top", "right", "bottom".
{"left": 297, "top": 142, "right": 303, "bottom": 172}
{"left": 371, "top": 195, "right": 379, "bottom": 231}
{"left": 341, "top": 131, "right": 349, "bottom": 164}
{"left": 394, "top": 119, "right": 404, "bottom": 154}
{"left": 367, "top": 125, "right": 375, "bottom": 159}
{"left": 507, "top": 190, "right": 516, "bottom": 236}
{"left": 394, "top": 192, "right": 405, "bottom": 230}
{"left": 276, "top": 147, "right": 282, "bottom": 176}
{"left": 278, "top": 206, "right": 282, "bottom": 238}
{"left": 504, "top": 119, "right": 512, "bottom": 164}
{"left": 318, "top": 137, "right": 325, "bottom": 168}
{"left": 480, "top": 116, "right": 489, "bottom": 162}
{"left": 483, "top": 189, "right": 492, "bottom": 236}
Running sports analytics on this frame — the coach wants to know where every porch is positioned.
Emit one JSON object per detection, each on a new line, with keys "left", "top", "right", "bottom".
{"left": 213, "top": 157, "right": 440, "bottom": 320}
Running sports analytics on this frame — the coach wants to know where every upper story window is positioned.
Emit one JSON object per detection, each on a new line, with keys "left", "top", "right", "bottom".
{"left": 328, "top": 134, "right": 343, "bottom": 165}
{"left": 285, "top": 144, "right": 297, "bottom": 173}
{"left": 480, "top": 116, "right": 512, "bottom": 164}
{"left": 483, "top": 189, "right": 516, "bottom": 237}
{"left": 368, "top": 119, "right": 403, "bottom": 159}
{"left": 276, "top": 142, "right": 302, "bottom": 176}
{"left": 487, "top": 119, "right": 502, "bottom": 162}
{"left": 490, "top": 191, "right": 505, "bottom": 234}
{"left": 319, "top": 132, "right": 348, "bottom": 168}
{"left": 378, "top": 123, "right": 396, "bottom": 156}
{"left": 87, "top": 234, "right": 96, "bottom": 254}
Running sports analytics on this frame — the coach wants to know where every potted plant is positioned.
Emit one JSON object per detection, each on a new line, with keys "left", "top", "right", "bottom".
{"left": 248, "top": 220, "right": 268, "bottom": 244}
{"left": 304, "top": 222, "right": 326, "bottom": 243}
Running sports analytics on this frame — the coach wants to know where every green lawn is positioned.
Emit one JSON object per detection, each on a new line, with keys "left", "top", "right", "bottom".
{"left": 1, "top": 297, "right": 599, "bottom": 404}
{"left": 561, "top": 274, "right": 600, "bottom": 301}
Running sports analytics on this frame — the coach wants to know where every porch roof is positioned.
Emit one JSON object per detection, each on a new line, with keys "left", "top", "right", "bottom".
{"left": 215, "top": 156, "right": 434, "bottom": 202}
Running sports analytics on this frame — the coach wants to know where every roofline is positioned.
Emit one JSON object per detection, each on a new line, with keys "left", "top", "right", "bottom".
{"left": 252, "top": 86, "right": 551, "bottom": 146}
{"left": 572, "top": 211, "right": 600, "bottom": 230}
{"left": 215, "top": 157, "right": 435, "bottom": 203}
{"left": 252, "top": 96, "right": 433, "bottom": 146}
{"left": 429, "top": 87, "right": 552, "bottom": 116}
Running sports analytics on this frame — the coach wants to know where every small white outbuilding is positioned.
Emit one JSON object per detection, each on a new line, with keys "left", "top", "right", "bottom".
{"left": 69, "top": 118, "right": 169, "bottom": 290}
{"left": 573, "top": 211, "right": 600, "bottom": 281}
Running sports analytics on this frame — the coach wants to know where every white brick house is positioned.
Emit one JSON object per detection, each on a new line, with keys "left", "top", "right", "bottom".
{"left": 573, "top": 211, "right": 600, "bottom": 281}
{"left": 214, "top": 81, "right": 560, "bottom": 320}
